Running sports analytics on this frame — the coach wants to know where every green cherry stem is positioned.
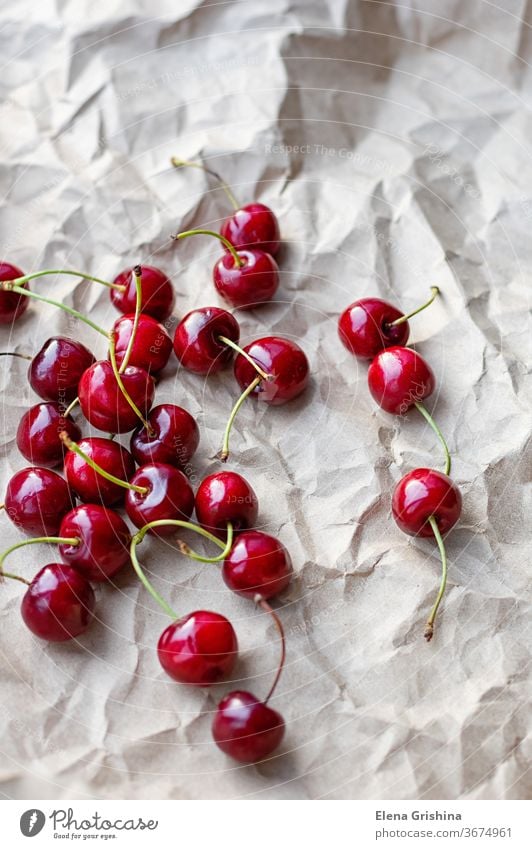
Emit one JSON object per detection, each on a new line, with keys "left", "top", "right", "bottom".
{"left": 424, "top": 516, "right": 448, "bottom": 642}
{"left": 0, "top": 352, "right": 32, "bottom": 360}
{"left": 170, "top": 157, "right": 240, "bottom": 210}
{"left": 133, "top": 519, "right": 227, "bottom": 550}
{"left": 108, "top": 332, "right": 151, "bottom": 431}
{"left": 3, "top": 285, "right": 109, "bottom": 338}
{"left": 177, "top": 522, "right": 234, "bottom": 563}
{"left": 414, "top": 402, "right": 451, "bottom": 476}
{"left": 0, "top": 536, "right": 79, "bottom": 580}
{"left": 218, "top": 376, "right": 261, "bottom": 462}
{"left": 129, "top": 535, "right": 178, "bottom": 619}
{"left": 13, "top": 269, "right": 125, "bottom": 291}
{"left": 60, "top": 431, "right": 148, "bottom": 494}
{"left": 218, "top": 335, "right": 273, "bottom": 382}
{"left": 1, "top": 571, "right": 30, "bottom": 586}
{"left": 256, "top": 597, "right": 286, "bottom": 705}
{"left": 118, "top": 265, "right": 142, "bottom": 374}
{"left": 172, "top": 229, "right": 244, "bottom": 268}
{"left": 388, "top": 286, "right": 440, "bottom": 327}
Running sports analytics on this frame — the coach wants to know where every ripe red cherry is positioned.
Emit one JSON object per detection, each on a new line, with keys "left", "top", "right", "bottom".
{"left": 234, "top": 336, "right": 309, "bottom": 405}
{"left": 78, "top": 360, "right": 155, "bottom": 433}
{"left": 392, "top": 468, "right": 462, "bottom": 538}
{"left": 173, "top": 307, "right": 240, "bottom": 374}
{"left": 111, "top": 265, "right": 175, "bottom": 321}
{"left": 64, "top": 437, "right": 135, "bottom": 506}
{"left": 157, "top": 610, "right": 238, "bottom": 686}
{"left": 195, "top": 471, "right": 258, "bottom": 539}
{"left": 0, "top": 261, "right": 28, "bottom": 323}
{"left": 213, "top": 249, "right": 279, "bottom": 309}
{"left": 111, "top": 313, "right": 173, "bottom": 375}
{"left": 212, "top": 691, "right": 285, "bottom": 762}
{"left": 125, "top": 463, "right": 194, "bottom": 534}
{"left": 223, "top": 531, "right": 292, "bottom": 600}
{"left": 21, "top": 563, "right": 95, "bottom": 641}
{"left": 16, "top": 403, "right": 81, "bottom": 468}
{"left": 130, "top": 404, "right": 199, "bottom": 469}
{"left": 338, "top": 298, "right": 409, "bottom": 359}
{"left": 58, "top": 504, "right": 131, "bottom": 582}
{"left": 220, "top": 203, "right": 280, "bottom": 255}
{"left": 367, "top": 346, "right": 435, "bottom": 414}
{"left": 28, "top": 336, "right": 95, "bottom": 404}
{"left": 4, "top": 468, "right": 73, "bottom": 535}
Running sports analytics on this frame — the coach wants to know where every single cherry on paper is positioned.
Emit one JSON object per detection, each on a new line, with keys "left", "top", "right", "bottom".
{"left": 173, "top": 307, "right": 240, "bottom": 374}
{"left": 58, "top": 504, "right": 131, "bottom": 582}
{"left": 157, "top": 610, "right": 238, "bottom": 686}
{"left": 4, "top": 467, "right": 73, "bottom": 536}
{"left": 111, "top": 266, "right": 175, "bottom": 321}
{"left": 20, "top": 563, "right": 95, "bottom": 642}
{"left": 16, "top": 402, "right": 81, "bottom": 468}
{"left": 222, "top": 531, "right": 292, "bottom": 600}
{"left": 78, "top": 360, "right": 155, "bottom": 433}
{"left": 64, "top": 436, "right": 136, "bottom": 506}
{"left": 112, "top": 313, "right": 173, "bottom": 375}
{"left": 233, "top": 336, "right": 309, "bottom": 406}
{"left": 195, "top": 471, "right": 259, "bottom": 539}
{"left": 221, "top": 203, "right": 281, "bottom": 256}
{"left": 130, "top": 403, "right": 199, "bottom": 469}
{"left": 0, "top": 261, "right": 28, "bottom": 324}
{"left": 125, "top": 462, "right": 195, "bottom": 534}
{"left": 367, "top": 346, "right": 435, "bottom": 415}
{"left": 28, "top": 336, "right": 96, "bottom": 404}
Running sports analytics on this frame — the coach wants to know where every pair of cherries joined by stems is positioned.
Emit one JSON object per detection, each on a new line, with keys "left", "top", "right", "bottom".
{"left": 339, "top": 288, "right": 462, "bottom": 641}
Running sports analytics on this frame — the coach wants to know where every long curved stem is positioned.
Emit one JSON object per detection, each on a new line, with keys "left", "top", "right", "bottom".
{"left": 129, "top": 535, "right": 178, "bottom": 619}
{"left": 424, "top": 516, "right": 448, "bottom": 642}
{"left": 134, "top": 518, "right": 227, "bottom": 550}
{"left": 60, "top": 431, "right": 147, "bottom": 494}
{"left": 118, "top": 265, "right": 142, "bottom": 374}
{"left": 218, "top": 336, "right": 272, "bottom": 382}
{"left": 172, "top": 228, "right": 243, "bottom": 268}
{"left": 4, "top": 285, "right": 109, "bottom": 338}
{"left": 170, "top": 157, "right": 240, "bottom": 210}
{"left": 108, "top": 333, "right": 151, "bottom": 431}
{"left": 414, "top": 402, "right": 451, "bottom": 476}
{"left": 177, "top": 522, "right": 233, "bottom": 563}
{"left": 389, "top": 286, "right": 440, "bottom": 327}
{"left": 218, "top": 376, "right": 261, "bottom": 462}
{"left": 257, "top": 598, "right": 286, "bottom": 704}
{"left": 13, "top": 269, "right": 124, "bottom": 291}
{"left": 0, "top": 536, "right": 79, "bottom": 579}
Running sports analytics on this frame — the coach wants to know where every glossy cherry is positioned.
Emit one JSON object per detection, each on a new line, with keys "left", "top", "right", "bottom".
{"left": 195, "top": 472, "right": 259, "bottom": 539}
{"left": 157, "top": 610, "right": 238, "bottom": 686}
{"left": 130, "top": 404, "right": 199, "bottom": 469}
{"left": 78, "top": 360, "right": 155, "bottom": 433}
{"left": 367, "top": 346, "right": 435, "bottom": 415}
{"left": 212, "top": 691, "right": 285, "bottom": 762}
{"left": 4, "top": 467, "right": 73, "bottom": 535}
{"left": 21, "top": 563, "right": 95, "bottom": 641}
{"left": 112, "top": 313, "right": 173, "bottom": 375}
{"left": 16, "top": 403, "right": 81, "bottom": 468}
{"left": 213, "top": 249, "right": 279, "bottom": 309}
{"left": 173, "top": 307, "right": 240, "bottom": 374}
{"left": 339, "top": 298, "right": 409, "bottom": 359}
{"left": 392, "top": 468, "right": 462, "bottom": 538}
{"left": 0, "top": 261, "right": 28, "bottom": 324}
{"left": 64, "top": 436, "right": 136, "bottom": 506}
{"left": 234, "top": 336, "right": 309, "bottom": 405}
{"left": 58, "top": 504, "right": 131, "bottom": 582}
{"left": 111, "top": 265, "right": 175, "bottom": 321}
{"left": 220, "top": 204, "right": 280, "bottom": 256}
{"left": 223, "top": 531, "right": 292, "bottom": 600}
{"left": 125, "top": 462, "right": 194, "bottom": 534}
{"left": 28, "top": 336, "right": 96, "bottom": 404}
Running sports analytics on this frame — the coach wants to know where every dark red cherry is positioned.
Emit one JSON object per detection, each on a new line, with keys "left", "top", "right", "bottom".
{"left": 78, "top": 360, "right": 155, "bottom": 433}
{"left": 0, "top": 261, "right": 28, "bottom": 324}
{"left": 195, "top": 471, "right": 258, "bottom": 539}
{"left": 111, "top": 265, "right": 175, "bottom": 321}
{"left": 213, "top": 249, "right": 279, "bottom": 309}
{"left": 58, "top": 504, "right": 131, "bottom": 582}
{"left": 173, "top": 307, "right": 240, "bottom": 374}
{"left": 111, "top": 313, "right": 173, "bottom": 375}
{"left": 21, "top": 563, "right": 95, "bottom": 641}
{"left": 4, "top": 467, "right": 73, "bottom": 536}
{"left": 16, "top": 403, "right": 81, "bottom": 468}
{"left": 125, "top": 462, "right": 194, "bottom": 534}
{"left": 157, "top": 610, "right": 238, "bottom": 686}
{"left": 28, "top": 336, "right": 95, "bottom": 404}
{"left": 392, "top": 468, "right": 462, "bottom": 538}
{"left": 220, "top": 203, "right": 280, "bottom": 256}
{"left": 223, "top": 531, "right": 292, "bottom": 600}
{"left": 130, "top": 404, "right": 199, "bottom": 469}
{"left": 367, "top": 346, "right": 435, "bottom": 415}
{"left": 212, "top": 691, "right": 285, "bottom": 762}
{"left": 64, "top": 437, "right": 135, "bottom": 506}
{"left": 338, "top": 298, "right": 409, "bottom": 359}
{"left": 234, "top": 336, "right": 309, "bottom": 405}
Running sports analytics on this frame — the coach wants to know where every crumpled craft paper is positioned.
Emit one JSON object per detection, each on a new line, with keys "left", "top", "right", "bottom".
{"left": 0, "top": 0, "right": 531, "bottom": 801}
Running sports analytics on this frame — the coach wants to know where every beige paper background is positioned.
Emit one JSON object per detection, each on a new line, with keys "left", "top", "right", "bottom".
{"left": 0, "top": 0, "right": 531, "bottom": 800}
